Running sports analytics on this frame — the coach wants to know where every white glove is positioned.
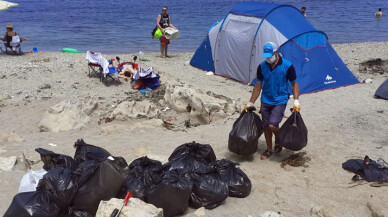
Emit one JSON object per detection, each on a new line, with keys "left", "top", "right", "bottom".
{"left": 292, "top": 99, "right": 300, "bottom": 112}
{"left": 246, "top": 102, "right": 254, "bottom": 107}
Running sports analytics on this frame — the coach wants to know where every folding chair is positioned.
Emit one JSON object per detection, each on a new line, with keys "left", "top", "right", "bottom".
{"left": 101, "top": 66, "right": 121, "bottom": 86}
{"left": 3, "top": 35, "right": 22, "bottom": 55}
{"left": 87, "top": 51, "right": 103, "bottom": 78}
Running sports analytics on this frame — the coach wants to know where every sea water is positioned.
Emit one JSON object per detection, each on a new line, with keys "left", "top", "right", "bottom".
{"left": 0, "top": 0, "right": 387, "bottom": 53}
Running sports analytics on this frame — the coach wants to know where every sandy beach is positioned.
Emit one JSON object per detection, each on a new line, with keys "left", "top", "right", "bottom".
{"left": 0, "top": 41, "right": 387, "bottom": 217}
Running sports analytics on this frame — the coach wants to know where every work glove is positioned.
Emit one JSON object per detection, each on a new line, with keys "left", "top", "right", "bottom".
{"left": 292, "top": 99, "right": 301, "bottom": 112}
{"left": 244, "top": 102, "right": 256, "bottom": 112}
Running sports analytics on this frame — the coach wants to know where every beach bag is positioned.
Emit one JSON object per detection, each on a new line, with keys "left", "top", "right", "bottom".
{"left": 35, "top": 148, "right": 77, "bottom": 171}
{"left": 117, "top": 156, "right": 163, "bottom": 200}
{"left": 214, "top": 159, "right": 251, "bottom": 198}
{"left": 4, "top": 191, "right": 61, "bottom": 217}
{"left": 73, "top": 139, "right": 111, "bottom": 164}
{"left": 168, "top": 141, "right": 217, "bottom": 174}
{"left": 189, "top": 164, "right": 229, "bottom": 209}
{"left": 363, "top": 156, "right": 388, "bottom": 182}
{"left": 278, "top": 111, "right": 308, "bottom": 151}
{"left": 228, "top": 110, "right": 264, "bottom": 155}
{"left": 153, "top": 28, "right": 162, "bottom": 39}
{"left": 146, "top": 169, "right": 193, "bottom": 217}
{"left": 375, "top": 79, "right": 388, "bottom": 100}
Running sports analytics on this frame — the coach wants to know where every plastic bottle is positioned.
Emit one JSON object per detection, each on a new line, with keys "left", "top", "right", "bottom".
{"left": 139, "top": 51, "right": 144, "bottom": 61}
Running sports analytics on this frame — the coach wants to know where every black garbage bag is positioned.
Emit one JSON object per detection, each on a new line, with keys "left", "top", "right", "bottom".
{"left": 146, "top": 169, "right": 193, "bottom": 217}
{"left": 189, "top": 164, "right": 229, "bottom": 209}
{"left": 168, "top": 141, "right": 217, "bottom": 173}
{"left": 35, "top": 148, "right": 77, "bottom": 171}
{"left": 62, "top": 209, "right": 94, "bottom": 217}
{"left": 71, "top": 159, "right": 127, "bottom": 215}
{"left": 117, "top": 156, "right": 163, "bottom": 200}
{"left": 35, "top": 168, "right": 78, "bottom": 210}
{"left": 228, "top": 110, "right": 264, "bottom": 155}
{"left": 278, "top": 111, "right": 308, "bottom": 151}
{"left": 72, "top": 160, "right": 101, "bottom": 186}
{"left": 375, "top": 79, "right": 388, "bottom": 100}
{"left": 73, "top": 139, "right": 111, "bottom": 164}
{"left": 213, "top": 159, "right": 251, "bottom": 198}
{"left": 4, "top": 191, "right": 61, "bottom": 217}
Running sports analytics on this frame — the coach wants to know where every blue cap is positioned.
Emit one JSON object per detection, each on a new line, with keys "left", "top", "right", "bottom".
{"left": 262, "top": 42, "right": 278, "bottom": 58}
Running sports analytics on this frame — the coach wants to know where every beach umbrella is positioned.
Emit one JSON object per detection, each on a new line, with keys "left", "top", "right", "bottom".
{"left": 0, "top": 0, "right": 19, "bottom": 11}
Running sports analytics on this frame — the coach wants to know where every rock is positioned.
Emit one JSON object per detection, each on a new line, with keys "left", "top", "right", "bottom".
{"left": 101, "top": 119, "right": 163, "bottom": 134}
{"left": 0, "top": 94, "right": 11, "bottom": 101}
{"left": 194, "top": 207, "right": 206, "bottom": 216}
{"left": 96, "top": 198, "right": 163, "bottom": 217}
{"left": 0, "top": 156, "right": 17, "bottom": 171}
{"left": 164, "top": 84, "right": 236, "bottom": 126}
{"left": 363, "top": 78, "right": 373, "bottom": 84}
{"left": 110, "top": 100, "right": 159, "bottom": 120}
{"left": 310, "top": 206, "right": 339, "bottom": 217}
{"left": 259, "top": 211, "right": 284, "bottom": 217}
{"left": 39, "top": 98, "right": 98, "bottom": 132}
{"left": 366, "top": 202, "right": 385, "bottom": 217}
{"left": 0, "top": 132, "right": 24, "bottom": 143}
{"left": 38, "top": 84, "right": 51, "bottom": 89}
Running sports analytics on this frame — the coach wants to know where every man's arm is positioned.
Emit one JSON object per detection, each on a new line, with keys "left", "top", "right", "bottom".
{"left": 156, "top": 14, "right": 164, "bottom": 32}
{"left": 291, "top": 82, "right": 299, "bottom": 100}
{"left": 249, "top": 81, "right": 262, "bottom": 104}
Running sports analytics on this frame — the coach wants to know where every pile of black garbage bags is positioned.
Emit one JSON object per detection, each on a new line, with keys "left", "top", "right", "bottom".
{"left": 5, "top": 139, "right": 251, "bottom": 217}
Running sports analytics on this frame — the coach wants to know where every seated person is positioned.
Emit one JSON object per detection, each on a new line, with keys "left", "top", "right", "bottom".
{"left": 1, "top": 23, "right": 28, "bottom": 50}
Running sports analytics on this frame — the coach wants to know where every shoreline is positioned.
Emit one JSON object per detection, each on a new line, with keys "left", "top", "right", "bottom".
{"left": 17, "top": 41, "right": 388, "bottom": 55}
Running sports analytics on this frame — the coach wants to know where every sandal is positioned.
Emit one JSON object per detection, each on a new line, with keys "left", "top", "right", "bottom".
{"left": 274, "top": 145, "right": 283, "bottom": 153}
{"left": 260, "top": 150, "right": 273, "bottom": 160}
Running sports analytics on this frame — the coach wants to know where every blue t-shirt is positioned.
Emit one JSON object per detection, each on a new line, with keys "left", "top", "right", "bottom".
{"left": 257, "top": 57, "right": 297, "bottom": 105}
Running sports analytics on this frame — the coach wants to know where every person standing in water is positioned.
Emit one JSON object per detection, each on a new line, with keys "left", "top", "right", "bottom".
{"left": 375, "top": 8, "right": 383, "bottom": 18}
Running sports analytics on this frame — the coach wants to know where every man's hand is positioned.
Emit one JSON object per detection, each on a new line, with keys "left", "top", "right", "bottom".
{"left": 292, "top": 99, "right": 300, "bottom": 112}
{"left": 244, "top": 102, "right": 256, "bottom": 112}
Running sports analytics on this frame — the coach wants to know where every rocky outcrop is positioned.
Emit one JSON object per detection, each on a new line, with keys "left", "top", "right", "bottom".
{"left": 39, "top": 98, "right": 98, "bottom": 132}
{"left": 110, "top": 100, "right": 159, "bottom": 121}
{"left": 163, "top": 84, "right": 237, "bottom": 126}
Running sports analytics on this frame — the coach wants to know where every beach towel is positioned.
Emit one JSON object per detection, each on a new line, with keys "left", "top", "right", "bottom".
{"left": 86, "top": 51, "right": 109, "bottom": 76}
{"left": 10, "top": 35, "right": 20, "bottom": 48}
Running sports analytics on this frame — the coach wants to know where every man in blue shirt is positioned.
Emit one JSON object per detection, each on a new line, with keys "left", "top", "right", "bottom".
{"left": 246, "top": 42, "right": 300, "bottom": 160}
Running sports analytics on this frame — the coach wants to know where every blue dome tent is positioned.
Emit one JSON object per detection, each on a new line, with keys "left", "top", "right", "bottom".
{"left": 190, "top": 2, "right": 360, "bottom": 94}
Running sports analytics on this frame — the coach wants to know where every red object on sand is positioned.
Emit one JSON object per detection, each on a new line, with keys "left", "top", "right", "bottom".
{"left": 124, "top": 192, "right": 132, "bottom": 206}
{"left": 133, "top": 81, "right": 145, "bottom": 90}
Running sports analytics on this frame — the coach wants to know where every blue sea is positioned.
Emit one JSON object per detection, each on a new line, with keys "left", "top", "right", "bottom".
{"left": 1, "top": 0, "right": 387, "bottom": 53}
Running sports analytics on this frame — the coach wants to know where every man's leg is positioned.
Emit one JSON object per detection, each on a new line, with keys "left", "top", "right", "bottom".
{"left": 260, "top": 102, "right": 274, "bottom": 160}
{"left": 160, "top": 44, "right": 165, "bottom": 57}
{"left": 165, "top": 44, "right": 168, "bottom": 57}
{"left": 268, "top": 104, "right": 287, "bottom": 153}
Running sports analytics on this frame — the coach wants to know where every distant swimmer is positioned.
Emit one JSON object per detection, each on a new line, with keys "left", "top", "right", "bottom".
{"left": 375, "top": 8, "right": 383, "bottom": 18}
{"left": 301, "top": 7, "right": 307, "bottom": 18}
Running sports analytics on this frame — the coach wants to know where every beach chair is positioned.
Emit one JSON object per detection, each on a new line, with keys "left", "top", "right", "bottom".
{"left": 3, "top": 35, "right": 22, "bottom": 55}
{"left": 101, "top": 64, "right": 121, "bottom": 86}
{"left": 86, "top": 51, "right": 121, "bottom": 86}
{"left": 86, "top": 51, "right": 103, "bottom": 78}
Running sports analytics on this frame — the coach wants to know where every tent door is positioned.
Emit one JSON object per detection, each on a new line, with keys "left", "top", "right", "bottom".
{"left": 214, "top": 15, "right": 260, "bottom": 83}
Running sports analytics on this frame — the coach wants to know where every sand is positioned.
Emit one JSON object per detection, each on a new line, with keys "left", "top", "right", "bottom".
{"left": 0, "top": 41, "right": 387, "bottom": 217}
